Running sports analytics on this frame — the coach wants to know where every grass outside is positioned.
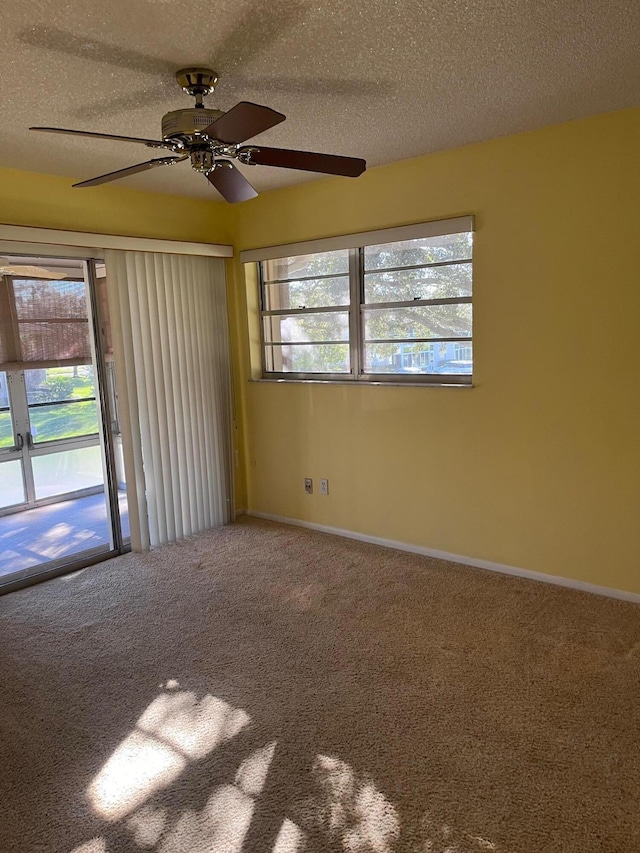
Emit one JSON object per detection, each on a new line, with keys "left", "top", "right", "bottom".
{"left": 31, "top": 401, "right": 99, "bottom": 444}
{"left": 0, "top": 368, "right": 99, "bottom": 448}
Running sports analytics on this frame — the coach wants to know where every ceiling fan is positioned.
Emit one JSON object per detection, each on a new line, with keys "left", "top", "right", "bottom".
{"left": 30, "top": 67, "right": 367, "bottom": 203}
{"left": 0, "top": 257, "right": 65, "bottom": 279}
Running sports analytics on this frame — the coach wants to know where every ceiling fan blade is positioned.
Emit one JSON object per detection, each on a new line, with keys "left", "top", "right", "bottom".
{"left": 30, "top": 127, "right": 171, "bottom": 148}
{"left": 207, "top": 161, "right": 258, "bottom": 203}
{"left": 241, "top": 146, "right": 366, "bottom": 177}
{"left": 203, "top": 102, "right": 285, "bottom": 144}
{"left": 73, "top": 157, "right": 182, "bottom": 188}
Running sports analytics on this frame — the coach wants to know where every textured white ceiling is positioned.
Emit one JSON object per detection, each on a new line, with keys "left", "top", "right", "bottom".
{"left": 2, "top": 0, "right": 639, "bottom": 201}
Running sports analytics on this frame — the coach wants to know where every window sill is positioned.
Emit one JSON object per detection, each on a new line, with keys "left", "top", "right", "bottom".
{"left": 250, "top": 378, "right": 474, "bottom": 388}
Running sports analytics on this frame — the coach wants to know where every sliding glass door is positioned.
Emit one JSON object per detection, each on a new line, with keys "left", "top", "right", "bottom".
{"left": 0, "top": 256, "right": 127, "bottom": 589}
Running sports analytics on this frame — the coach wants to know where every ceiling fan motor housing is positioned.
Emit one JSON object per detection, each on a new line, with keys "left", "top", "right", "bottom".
{"left": 162, "top": 108, "right": 225, "bottom": 142}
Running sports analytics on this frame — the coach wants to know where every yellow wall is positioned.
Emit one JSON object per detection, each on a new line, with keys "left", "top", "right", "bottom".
{"left": 0, "top": 166, "right": 233, "bottom": 243}
{"left": 232, "top": 107, "right": 640, "bottom": 595}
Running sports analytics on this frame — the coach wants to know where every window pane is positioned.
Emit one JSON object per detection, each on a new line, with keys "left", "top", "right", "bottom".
{"left": 264, "top": 312, "right": 349, "bottom": 343}
{"left": 265, "top": 344, "right": 350, "bottom": 373}
{"left": 17, "top": 321, "right": 91, "bottom": 363}
{"left": 32, "top": 445, "right": 103, "bottom": 500}
{"left": 12, "top": 279, "right": 88, "bottom": 319}
{"left": 263, "top": 276, "right": 350, "bottom": 310}
{"left": 25, "top": 365, "right": 97, "bottom": 405}
{"left": 363, "top": 304, "right": 472, "bottom": 340}
{"left": 0, "top": 459, "right": 25, "bottom": 508}
{"left": 364, "top": 342, "right": 473, "bottom": 375}
{"left": 364, "top": 263, "right": 472, "bottom": 304}
{"left": 0, "top": 372, "right": 8, "bottom": 408}
{"left": 29, "top": 400, "right": 100, "bottom": 444}
{"left": 263, "top": 250, "right": 349, "bottom": 281}
{"left": 0, "top": 371, "right": 13, "bottom": 449}
{"left": 364, "top": 232, "right": 472, "bottom": 271}
{"left": 0, "top": 410, "right": 13, "bottom": 448}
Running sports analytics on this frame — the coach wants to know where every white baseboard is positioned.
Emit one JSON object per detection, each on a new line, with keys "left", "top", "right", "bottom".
{"left": 245, "top": 511, "right": 640, "bottom": 605}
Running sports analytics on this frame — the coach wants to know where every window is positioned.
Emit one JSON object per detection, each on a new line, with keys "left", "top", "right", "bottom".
{"left": 261, "top": 250, "right": 351, "bottom": 375}
{"left": 256, "top": 218, "right": 473, "bottom": 385}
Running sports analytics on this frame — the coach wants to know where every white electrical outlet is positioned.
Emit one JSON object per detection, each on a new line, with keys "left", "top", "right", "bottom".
{"left": 320, "top": 478, "right": 329, "bottom": 495}
{"left": 304, "top": 478, "right": 313, "bottom": 494}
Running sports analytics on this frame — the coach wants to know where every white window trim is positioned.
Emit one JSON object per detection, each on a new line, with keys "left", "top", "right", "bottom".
{"left": 0, "top": 224, "right": 233, "bottom": 258}
{"left": 239, "top": 215, "right": 473, "bottom": 264}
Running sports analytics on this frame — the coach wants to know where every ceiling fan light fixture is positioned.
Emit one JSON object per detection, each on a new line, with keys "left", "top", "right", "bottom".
{"left": 190, "top": 149, "right": 215, "bottom": 173}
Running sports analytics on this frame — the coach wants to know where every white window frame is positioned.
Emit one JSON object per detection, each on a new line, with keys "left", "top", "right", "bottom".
{"left": 242, "top": 216, "right": 474, "bottom": 386}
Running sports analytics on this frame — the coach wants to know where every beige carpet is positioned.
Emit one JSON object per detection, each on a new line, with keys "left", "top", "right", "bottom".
{"left": 1, "top": 517, "right": 639, "bottom": 853}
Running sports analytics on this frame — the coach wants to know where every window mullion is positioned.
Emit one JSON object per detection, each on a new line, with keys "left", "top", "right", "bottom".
{"left": 263, "top": 305, "right": 347, "bottom": 317}
{"left": 258, "top": 262, "right": 270, "bottom": 375}
{"left": 348, "top": 248, "right": 362, "bottom": 378}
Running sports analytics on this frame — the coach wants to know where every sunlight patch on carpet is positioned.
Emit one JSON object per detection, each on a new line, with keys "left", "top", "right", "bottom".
{"left": 295, "top": 753, "right": 400, "bottom": 852}
{"left": 87, "top": 689, "right": 251, "bottom": 821}
{"left": 137, "top": 691, "right": 250, "bottom": 761}
{"left": 235, "top": 740, "right": 278, "bottom": 796}
{"left": 419, "top": 812, "right": 499, "bottom": 852}
{"left": 127, "top": 804, "right": 168, "bottom": 847}
{"left": 158, "top": 784, "right": 255, "bottom": 853}
{"left": 69, "top": 839, "right": 107, "bottom": 853}
{"left": 273, "top": 818, "right": 305, "bottom": 852}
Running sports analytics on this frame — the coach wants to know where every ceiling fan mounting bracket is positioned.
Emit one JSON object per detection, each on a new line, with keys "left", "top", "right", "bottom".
{"left": 175, "top": 67, "right": 219, "bottom": 98}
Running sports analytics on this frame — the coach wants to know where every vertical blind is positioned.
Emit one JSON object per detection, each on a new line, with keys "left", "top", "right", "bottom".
{"left": 104, "top": 250, "right": 233, "bottom": 550}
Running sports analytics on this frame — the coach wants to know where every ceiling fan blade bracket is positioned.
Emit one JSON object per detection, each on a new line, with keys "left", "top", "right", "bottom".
{"left": 146, "top": 139, "right": 183, "bottom": 152}
{"left": 157, "top": 155, "right": 188, "bottom": 167}
{"left": 209, "top": 143, "right": 239, "bottom": 159}
{"left": 237, "top": 146, "right": 260, "bottom": 166}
